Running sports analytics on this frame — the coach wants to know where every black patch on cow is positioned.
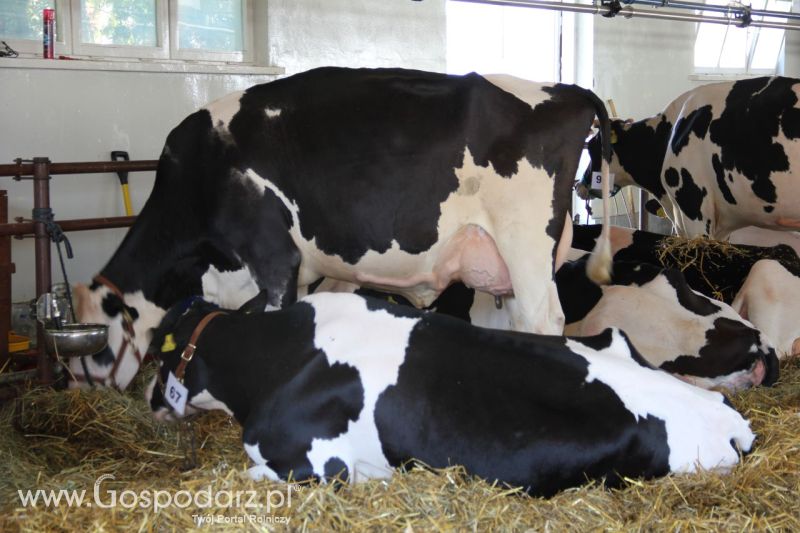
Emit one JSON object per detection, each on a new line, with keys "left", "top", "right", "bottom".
{"left": 323, "top": 457, "right": 350, "bottom": 482}
{"left": 374, "top": 315, "right": 671, "bottom": 497}
{"left": 781, "top": 106, "right": 800, "bottom": 138}
{"left": 428, "top": 282, "right": 476, "bottom": 323}
{"left": 664, "top": 167, "right": 680, "bottom": 188}
{"left": 363, "top": 293, "right": 424, "bottom": 319}
{"left": 611, "top": 262, "right": 662, "bottom": 287}
{"left": 226, "top": 68, "right": 594, "bottom": 265}
{"left": 673, "top": 168, "right": 707, "bottom": 221}
{"left": 90, "top": 346, "right": 115, "bottom": 366}
{"left": 610, "top": 116, "right": 673, "bottom": 199}
{"left": 307, "top": 278, "right": 324, "bottom": 294}
{"left": 570, "top": 224, "right": 602, "bottom": 253}
{"left": 569, "top": 326, "right": 614, "bottom": 350}
{"left": 644, "top": 198, "right": 663, "bottom": 216}
{"left": 671, "top": 105, "right": 713, "bottom": 155}
{"left": 555, "top": 257, "right": 604, "bottom": 323}
{"left": 764, "top": 205, "right": 775, "bottom": 213}
{"left": 661, "top": 269, "right": 720, "bottom": 316}
{"left": 712, "top": 153, "right": 737, "bottom": 205}
{"left": 709, "top": 77, "right": 800, "bottom": 204}
{"left": 100, "top": 294, "right": 140, "bottom": 321}
{"left": 568, "top": 329, "right": 653, "bottom": 370}
{"left": 659, "top": 317, "right": 765, "bottom": 378}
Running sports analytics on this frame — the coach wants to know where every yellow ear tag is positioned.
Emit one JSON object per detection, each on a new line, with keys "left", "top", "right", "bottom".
{"left": 161, "top": 334, "right": 177, "bottom": 352}
{"left": 610, "top": 130, "right": 618, "bottom": 144}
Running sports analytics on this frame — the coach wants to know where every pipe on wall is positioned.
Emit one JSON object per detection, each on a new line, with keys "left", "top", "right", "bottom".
{"left": 452, "top": 0, "right": 800, "bottom": 31}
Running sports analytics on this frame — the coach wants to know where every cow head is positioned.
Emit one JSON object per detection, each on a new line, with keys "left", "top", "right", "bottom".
{"left": 68, "top": 281, "right": 165, "bottom": 390}
{"left": 146, "top": 290, "right": 269, "bottom": 421}
{"left": 576, "top": 120, "right": 628, "bottom": 200}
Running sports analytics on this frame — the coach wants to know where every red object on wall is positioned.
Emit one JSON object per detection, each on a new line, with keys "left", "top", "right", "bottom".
{"left": 43, "top": 8, "right": 55, "bottom": 59}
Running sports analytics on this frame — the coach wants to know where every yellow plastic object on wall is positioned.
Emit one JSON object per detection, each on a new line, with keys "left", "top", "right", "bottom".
{"left": 9, "top": 332, "right": 30, "bottom": 353}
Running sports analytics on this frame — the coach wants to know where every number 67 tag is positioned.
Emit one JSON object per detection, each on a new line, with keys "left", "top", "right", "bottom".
{"left": 165, "top": 372, "right": 189, "bottom": 415}
{"left": 591, "top": 171, "right": 615, "bottom": 190}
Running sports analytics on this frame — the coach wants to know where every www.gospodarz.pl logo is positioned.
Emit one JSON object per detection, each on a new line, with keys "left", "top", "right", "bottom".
{"left": 17, "top": 473, "right": 299, "bottom": 517}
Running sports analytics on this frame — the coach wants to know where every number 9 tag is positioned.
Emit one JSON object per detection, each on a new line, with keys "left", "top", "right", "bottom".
{"left": 590, "top": 171, "right": 615, "bottom": 191}
{"left": 165, "top": 372, "right": 189, "bottom": 415}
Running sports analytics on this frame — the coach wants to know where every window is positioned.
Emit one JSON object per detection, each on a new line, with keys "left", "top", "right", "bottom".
{"left": 0, "top": 0, "right": 253, "bottom": 63}
{"left": 694, "top": 0, "right": 792, "bottom": 74}
{"left": 446, "top": 0, "right": 561, "bottom": 82}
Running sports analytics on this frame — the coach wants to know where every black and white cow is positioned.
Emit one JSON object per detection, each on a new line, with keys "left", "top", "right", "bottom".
{"left": 72, "top": 66, "right": 614, "bottom": 389}
{"left": 146, "top": 292, "right": 755, "bottom": 497}
{"left": 732, "top": 259, "right": 800, "bottom": 357}
{"left": 318, "top": 254, "right": 779, "bottom": 391}
{"left": 580, "top": 76, "right": 800, "bottom": 238}
{"left": 572, "top": 224, "right": 800, "bottom": 357}
{"left": 557, "top": 256, "right": 778, "bottom": 391}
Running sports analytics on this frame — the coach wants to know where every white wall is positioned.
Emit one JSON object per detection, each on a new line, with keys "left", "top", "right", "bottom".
{"left": 268, "top": 0, "right": 446, "bottom": 75}
{"left": 0, "top": 0, "right": 447, "bottom": 302}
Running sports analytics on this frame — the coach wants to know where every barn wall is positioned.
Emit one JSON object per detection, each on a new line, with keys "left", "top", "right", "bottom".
{"left": 0, "top": 1, "right": 446, "bottom": 303}
{"left": 594, "top": 13, "right": 800, "bottom": 119}
{"left": 268, "top": 0, "right": 446, "bottom": 76}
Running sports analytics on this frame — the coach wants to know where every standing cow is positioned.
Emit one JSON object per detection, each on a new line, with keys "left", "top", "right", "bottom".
{"left": 580, "top": 76, "right": 800, "bottom": 239}
{"left": 71, "top": 67, "right": 613, "bottom": 389}
{"left": 147, "top": 292, "right": 755, "bottom": 497}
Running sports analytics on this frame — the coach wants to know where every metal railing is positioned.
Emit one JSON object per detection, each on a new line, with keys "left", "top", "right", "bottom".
{"left": 0, "top": 157, "right": 157, "bottom": 384}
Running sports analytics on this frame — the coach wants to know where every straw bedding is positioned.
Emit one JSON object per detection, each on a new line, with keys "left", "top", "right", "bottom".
{"left": 1, "top": 358, "right": 799, "bottom": 532}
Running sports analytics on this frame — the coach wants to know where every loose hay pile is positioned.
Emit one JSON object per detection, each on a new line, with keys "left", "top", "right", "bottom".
{"left": 1, "top": 360, "right": 799, "bottom": 532}
{"left": 656, "top": 235, "right": 800, "bottom": 303}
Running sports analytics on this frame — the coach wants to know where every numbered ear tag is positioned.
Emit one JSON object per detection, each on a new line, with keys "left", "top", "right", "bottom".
{"left": 591, "top": 171, "right": 615, "bottom": 191}
{"left": 165, "top": 372, "right": 189, "bottom": 415}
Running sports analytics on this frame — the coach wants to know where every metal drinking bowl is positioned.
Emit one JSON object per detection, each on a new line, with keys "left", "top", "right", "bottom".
{"left": 43, "top": 324, "right": 109, "bottom": 358}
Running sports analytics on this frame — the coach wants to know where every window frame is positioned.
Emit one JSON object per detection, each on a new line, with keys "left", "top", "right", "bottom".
{"left": 1, "top": 0, "right": 255, "bottom": 64}
{"left": 693, "top": 0, "right": 790, "bottom": 76}
{"left": 70, "top": 0, "right": 169, "bottom": 60}
{"left": 0, "top": 0, "right": 72, "bottom": 57}
{"left": 168, "top": 0, "right": 253, "bottom": 63}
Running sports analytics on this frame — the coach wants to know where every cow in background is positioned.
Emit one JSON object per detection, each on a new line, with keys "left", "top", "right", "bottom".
{"left": 70, "top": 67, "right": 614, "bottom": 390}
{"left": 580, "top": 77, "right": 800, "bottom": 239}
{"left": 573, "top": 223, "right": 800, "bottom": 357}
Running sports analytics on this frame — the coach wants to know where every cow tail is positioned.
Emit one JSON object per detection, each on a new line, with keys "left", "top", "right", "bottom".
{"left": 586, "top": 91, "right": 613, "bottom": 285}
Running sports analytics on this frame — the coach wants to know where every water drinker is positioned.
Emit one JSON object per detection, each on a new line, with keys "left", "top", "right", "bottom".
{"left": 43, "top": 323, "right": 109, "bottom": 358}
{"left": 36, "top": 292, "right": 109, "bottom": 358}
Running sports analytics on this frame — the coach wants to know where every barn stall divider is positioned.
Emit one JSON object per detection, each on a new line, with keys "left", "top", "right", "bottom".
{"left": 0, "top": 157, "right": 156, "bottom": 388}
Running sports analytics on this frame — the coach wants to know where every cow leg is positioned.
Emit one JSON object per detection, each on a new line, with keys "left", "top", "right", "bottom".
{"left": 493, "top": 229, "right": 564, "bottom": 335}
{"left": 221, "top": 182, "right": 301, "bottom": 308}
{"left": 244, "top": 441, "right": 282, "bottom": 482}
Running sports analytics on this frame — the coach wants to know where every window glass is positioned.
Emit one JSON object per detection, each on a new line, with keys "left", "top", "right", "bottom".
{"left": 176, "top": 0, "right": 243, "bottom": 52}
{"left": 80, "top": 0, "right": 157, "bottom": 46}
{"left": 0, "top": 0, "right": 54, "bottom": 40}
{"left": 446, "top": 0, "right": 558, "bottom": 82}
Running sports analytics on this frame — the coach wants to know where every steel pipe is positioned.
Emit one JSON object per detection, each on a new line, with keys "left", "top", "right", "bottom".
{"left": 0, "top": 216, "right": 136, "bottom": 238}
{"left": 0, "top": 159, "right": 158, "bottom": 178}
{"left": 453, "top": 0, "right": 800, "bottom": 31}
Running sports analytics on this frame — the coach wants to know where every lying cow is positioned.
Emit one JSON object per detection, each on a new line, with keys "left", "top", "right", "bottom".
{"left": 316, "top": 254, "right": 779, "bottom": 391}
{"left": 733, "top": 259, "right": 800, "bottom": 357}
{"left": 146, "top": 292, "right": 755, "bottom": 497}
{"left": 580, "top": 76, "right": 800, "bottom": 239}
{"left": 72, "top": 66, "right": 614, "bottom": 390}
{"left": 558, "top": 256, "right": 778, "bottom": 391}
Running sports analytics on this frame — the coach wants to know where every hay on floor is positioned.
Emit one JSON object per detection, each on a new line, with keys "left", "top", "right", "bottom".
{"left": 1, "top": 359, "right": 799, "bottom": 532}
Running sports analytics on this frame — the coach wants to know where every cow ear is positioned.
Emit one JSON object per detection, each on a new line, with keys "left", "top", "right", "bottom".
{"left": 237, "top": 290, "right": 271, "bottom": 314}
